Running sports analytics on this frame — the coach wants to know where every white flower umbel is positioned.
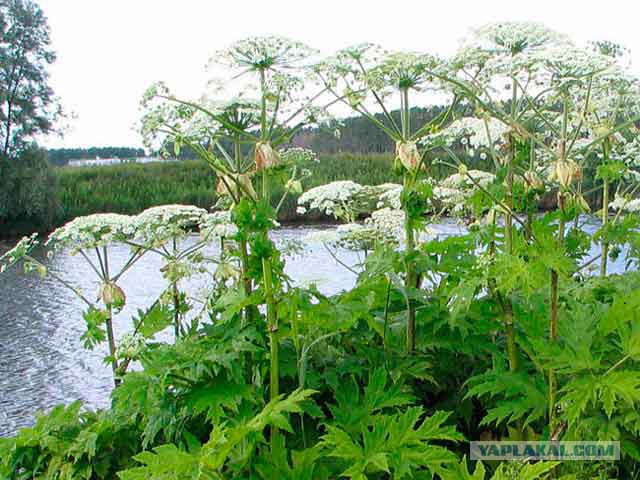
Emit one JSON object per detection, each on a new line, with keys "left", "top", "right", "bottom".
{"left": 298, "top": 181, "right": 403, "bottom": 221}
{"left": 609, "top": 195, "right": 640, "bottom": 213}
{"left": 200, "top": 211, "right": 238, "bottom": 239}
{"left": 440, "top": 169, "right": 496, "bottom": 189}
{"left": 46, "top": 214, "right": 135, "bottom": 253}
{"left": 279, "top": 147, "right": 318, "bottom": 165}
{"left": 134, "top": 205, "right": 208, "bottom": 245}
{"left": 536, "top": 46, "right": 615, "bottom": 80}
{"left": 0, "top": 233, "right": 39, "bottom": 273}
{"left": 432, "top": 170, "right": 495, "bottom": 215}
{"left": 140, "top": 82, "right": 222, "bottom": 155}
{"left": 424, "top": 116, "right": 509, "bottom": 150}
{"left": 365, "top": 207, "right": 405, "bottom": 238}
{"left": 298, "top": 180, "right": 364, "bottom": 220}
{"left": 367, "top": 51, "right": 446, "bottom": 93}
{"left": 210, "top": 36, "right": 318, "bottom": 74}
{"left": 306, "top": 222, "right": 393, "bottom": 253}
{"left": 376, "top": 184, "right": 403, "bottom": 210}
{"left": 456, "top": 22, "right": 572, "bottom": 79}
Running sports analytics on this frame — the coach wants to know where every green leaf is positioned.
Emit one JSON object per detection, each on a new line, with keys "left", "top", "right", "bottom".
{"left": 136, "top": 303, "right": 174, "bottom": 339}
{"left": 81, "top": 308, "right": 108, "bottom": 350}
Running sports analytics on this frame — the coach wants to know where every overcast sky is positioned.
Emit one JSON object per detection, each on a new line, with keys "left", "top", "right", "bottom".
{"left": 39, "top": 0, "right": 640, "bottom": 149}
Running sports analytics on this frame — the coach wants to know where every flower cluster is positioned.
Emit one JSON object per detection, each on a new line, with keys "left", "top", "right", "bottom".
{"left": 432, "top": 170, "right": 496, "bottom": 214}
{"left": 424, "top": 116, "right": 509, "bottom": 151}
{"left": 210, "top": 36, "right": 318, "bottom": 73}
{"left": 46, "top": 214, "right": 135, "bottom": 253}
{"left": 467, "top": 22, "right": 571, "bottom": 55}
{"left": 306, "top": 223, "right": 390, "bottom": 252}
{"left": 365, "top": 207, "right": 405, "bottom": 237}
{"left": 297, "top": 180, "right": 365, "bottom": 219}
{"left": 456, "top": 22, "right": 571, "bottom": 77}
{"left": 609, "top": 195, "right": 640, "bottom": 213}
{"left": 536, "top": 46, "right": 615, "bottom": 80}
{"left": 200, "top": 211, "right": 238, "bottom": 239}
{"left": 0, "top": 233, "right": 39, "bottom": 274}
{"left": 279, "top": 147, "right": 318, "bottom": 165}
{"left": 367, "top": 51, "right": 444, "bottom": 92}
{"left": 314, "top": 43, "right": 386, "bottom": 91}
{"left": 376, "top": 184, "right": 403, "bottom": 210}
{"left": 139, "top": 82, "right": 220, "bottom": 154}
{"left": 439, "top": 169, "right": 495, "bottom": 189}
{"left": 297, "top": 181, "right": 405, "bottom": 221}
{"left": 134, "top": 205, "right": 208, "bottom": 245}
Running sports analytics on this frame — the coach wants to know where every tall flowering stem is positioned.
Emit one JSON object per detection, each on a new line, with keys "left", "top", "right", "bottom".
{"left": 401, "top": 87, "right": 418, "bottom": 351}
{"left": 141, "top": 36, "right": 331, "bottom": 460}
{"left": 315, "top": 47, "right": 456, "bottom": 353}
{"left": 600, "top": 139, "right": 611, "bottom": 277}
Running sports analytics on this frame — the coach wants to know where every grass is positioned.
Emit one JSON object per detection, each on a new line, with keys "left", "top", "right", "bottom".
{"left": 54, "top": 154, "right": 397, "bottom": 223}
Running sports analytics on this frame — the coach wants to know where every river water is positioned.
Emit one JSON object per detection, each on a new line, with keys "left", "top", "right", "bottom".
{"left": 0, "top": 219, "right": 629, "bottom": 437}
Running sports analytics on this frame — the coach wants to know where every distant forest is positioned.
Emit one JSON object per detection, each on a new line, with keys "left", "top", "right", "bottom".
{"left": 47, "top": 147, "right": 146, "bottom": 165}
{"left": 48, "top": 106, "right": 455, "bottom": 165}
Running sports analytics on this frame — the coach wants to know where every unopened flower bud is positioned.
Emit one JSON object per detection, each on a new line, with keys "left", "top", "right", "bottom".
{"left": 395, "top": 141, "right": 421, "bottom": 170}
{"left": 255, "top": 142, "right": 281, "bottom": 170}
{"left": 100, "top": 282, "right": 126, "bottom": 308}
{"left": 551, "top": 159, "right": 580, "bottom": 188}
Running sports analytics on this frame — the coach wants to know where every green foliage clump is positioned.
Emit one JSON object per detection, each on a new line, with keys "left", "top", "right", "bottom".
{"left": 0, "top": 147, "right": 60, "bottom": 235}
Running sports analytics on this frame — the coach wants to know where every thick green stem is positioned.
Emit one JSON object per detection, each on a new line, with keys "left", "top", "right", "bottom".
{"left": 172, "top": 237, "right": 181, "bottom": 341}
{"left": 400, "top": 88, "right": 418, "bottom": 353}
{"left": 256, "top": 98, "right": 281, "bottom": 455}
{"left": 600, "top": 180, "right": 609, "bottom": 277}
{"left": 105, "top": 303, "right": 120, "bottom": 387}
{"left": 404, "top": 204, "right": 417, "bottom": 353}
{"left": 504, "top": 136, "right": 518, "bottom": 372}
{"left": 502, "top": 78, "right": 520, "bottom": 374}
{"left": 262, "top": 255, "right": 280, "bottom": 454}
{"left": 172, "top": 284, "right": 180, "bottom": 340}
{"left": 104, "top": 304, "right": 119, "bottom": 379}
{"left": 549, "top": 192, "right": 565, "bottom": 433}
{"left": 102, "top": 247, "right": 120, "bottom": 387}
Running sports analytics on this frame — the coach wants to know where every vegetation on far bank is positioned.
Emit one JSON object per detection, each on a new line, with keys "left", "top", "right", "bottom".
{"left": 0, "top": 154, "right": 395, "bottom": 237}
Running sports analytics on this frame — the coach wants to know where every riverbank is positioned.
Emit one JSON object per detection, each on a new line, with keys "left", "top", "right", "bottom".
{"left": 0, "top": 154, "right": 396, "bottom": 239}
{"left": 0, "top": 152, "right": 604, "bottom": 240}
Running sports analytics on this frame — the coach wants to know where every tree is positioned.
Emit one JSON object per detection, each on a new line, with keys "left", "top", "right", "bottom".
{"left": 0, "top": 0, "right": 59, "bottom": 158}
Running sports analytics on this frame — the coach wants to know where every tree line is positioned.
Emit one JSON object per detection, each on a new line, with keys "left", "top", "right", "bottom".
{"left": 47, "top": 147, "right": 146, "bottom": 165}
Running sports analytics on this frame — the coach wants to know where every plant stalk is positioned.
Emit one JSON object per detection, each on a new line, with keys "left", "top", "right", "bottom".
{"left": 102, "top": 247, "right": 120, "bottom": 387}
{"left": 400, "top": 87, "right": 417, "bottom": 353}
{"left": 549, "top": 192, "right": 566, "bottom": 432}
{"left": 600, "top": 179, "right": 609, "bottom": 277}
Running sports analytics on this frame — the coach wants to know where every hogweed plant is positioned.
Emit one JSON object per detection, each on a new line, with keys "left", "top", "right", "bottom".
{"left": 406, "top": 23, "right": 640, "bottom": 441}
{"left": 5, "top": 24, "right": 640, "bottom": 479}
{"left": 139, "top": 35, "right": 339, "bottom": 458}
{"left": 314, "top": 44, "right": 460, "bottom": 352}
